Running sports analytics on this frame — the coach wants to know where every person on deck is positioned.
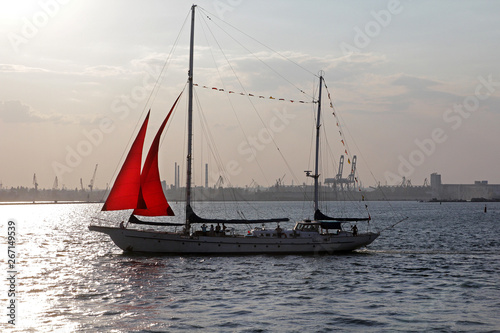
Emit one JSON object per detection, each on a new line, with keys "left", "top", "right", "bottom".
{"left": 352, "top": 225, "right": 358, "bottom": 236}
{"left": 276, "top": 225, "right": 282, "bottom": 238}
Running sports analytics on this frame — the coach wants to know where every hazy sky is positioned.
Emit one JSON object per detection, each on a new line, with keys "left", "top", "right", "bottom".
{"left": 1, "top": 0, "right": 499, "bottom": 190}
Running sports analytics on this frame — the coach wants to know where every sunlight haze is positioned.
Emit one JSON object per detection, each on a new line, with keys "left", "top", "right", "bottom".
{"left": 1, "top": 0, "right": 499, "bottom": 190}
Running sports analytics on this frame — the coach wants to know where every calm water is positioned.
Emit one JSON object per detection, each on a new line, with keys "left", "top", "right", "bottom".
{"left": 1, "top": 201, "right": 499, "bottom": 332}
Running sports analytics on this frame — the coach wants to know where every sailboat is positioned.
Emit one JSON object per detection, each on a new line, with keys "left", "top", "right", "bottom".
{"left": 89, "top": 5, "right": 379, "bottom": 254}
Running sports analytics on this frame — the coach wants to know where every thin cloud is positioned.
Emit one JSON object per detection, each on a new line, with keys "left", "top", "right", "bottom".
{"left": 0, "top": 101, "right": 49, "bottom": 123}
{"left": 0, "top": 100, "right": 103, "bottom": 125}
{"left": 392, "top": 75, "right": 440, "bottom": 91}
{"left": 82, "top": 65, "right": 127, "bottom": 77}
{"left": 0, "top": 64, "right": 50, "bottom": 73}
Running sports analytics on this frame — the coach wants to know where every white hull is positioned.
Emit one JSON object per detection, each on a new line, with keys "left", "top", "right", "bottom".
{"left": 89, "top": 225, "right": 379, "bottom": 254}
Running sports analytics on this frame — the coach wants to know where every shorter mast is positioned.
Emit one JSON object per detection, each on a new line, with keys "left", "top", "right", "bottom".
{"left": 306, "top": 74, "right": 323, "bottom": 212}
{"left": 314, "top": 75, "right": 323, "bottom": 212}
{"left": 310, "top": 74, "right": 371, "bottom": 223}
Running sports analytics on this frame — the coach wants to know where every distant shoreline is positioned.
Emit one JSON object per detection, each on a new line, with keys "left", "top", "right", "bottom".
{"left": 1, "top": 181, "right": 499, "bottom": 203}
{"left": 1, "top": 198, "right": 499, "bottom": 205}
{"left": 0, "top": 200, "right": 102, "bottom": 205}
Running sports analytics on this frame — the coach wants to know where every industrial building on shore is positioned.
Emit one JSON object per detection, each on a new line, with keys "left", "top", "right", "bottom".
{"left": 428, "top": 173, "right": 500, "bottom": 201}
{"left": 1, "top": 173, "right": 499, "bottom": 203}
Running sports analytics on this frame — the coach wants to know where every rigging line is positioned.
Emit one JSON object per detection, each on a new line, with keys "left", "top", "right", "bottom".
{"left": 201, "top": 13, "right": 326, "bottom": 191}
{"left": 318, "top": 122, "right": 337, "bottom": 210}
{"left": 324, "top": 81, "right": 405, "bottom": 222}
{"left": 320, "top": 101, "right": 364, "bottom": 212}
{"left": 193, "top": 89, "right": 226, "bottom": 185}
{"left": 198, "top": 14, "right": 284, "bottom": 190}
{"left": 319, "top": 90, "right": 340, "bottom": 180}
{"left": 303, "top": 83, "right": 319, "bottom": 217}
{"left": 195, "top": 91, "right": 231, "bottom": 218}
{"left": 194, "top": 87, "right": 248, "bottom": 217}
{"left": 198, "top": 6, "right": 316, "bottom": 78}
{"left": 194, "top": 25, "right": 281, "bottom": 217}
{"left": 195, "top": 89, "right": 266, "bottom": 218}
{"left": 144, "top": 9, "right": 191, "bottom": 115}
{"left": 201, "top": 14, "right": 303, "bottom": 189}
{"left": 180, "top": 89, "right": 189, "bottom": 193}
{"left": 197, "top": 6, "right": 314, "bottom": 100}
{"left": 159, "top": 84, "right": 187, "bottom": 148}
{"left": 380, "top": 216, "right": 409, "bottom": 233}
{"left": 318, "top": 81, "right": 368, "bottom": 215}
{"left": 197, "top": 15, "right": 273, "bottom": 190}
{"left": 324, "top": 83, "right": 360, "bottom": 189}
{"left": 306, "top": 81, "right": 317, "bottom": 174}
{"left": 97, "top": 11, "right": 191, "bottom": 212}
{"left": 197, "top": 19, "right": 290, "bottom": 218}
{"left": 193, "top": 84, "right": 312, "bottom": 104}
{"left": 314, "top": 79, "right": 334, "bottom": 211}
{"left": 321, "top": 117, "right": 337, "bottom": 183}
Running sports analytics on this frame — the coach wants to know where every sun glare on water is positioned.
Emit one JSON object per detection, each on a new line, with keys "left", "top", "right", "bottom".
{"left": 1, "top": 204, "right": 94, "bottom": 332}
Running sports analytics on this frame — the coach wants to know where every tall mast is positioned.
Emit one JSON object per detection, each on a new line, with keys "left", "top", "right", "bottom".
{"left": 313, "top": 74, "right": 323, "bottom": 212}
{"left": 185, "top": 4, "right": 196, "bottom": 230}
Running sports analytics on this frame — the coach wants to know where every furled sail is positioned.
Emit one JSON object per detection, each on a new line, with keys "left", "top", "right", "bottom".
{"left": 101, "top": 112, "right": 150, "bottom": 211}
{"left": 128, "top": 214, "right": 184, "bottom": 226}
{"left": 186, "top": 205, "right": 289, "bottom": 225}
{"left": 133, "top": 93, "right": 182, "bottom": 217}
{"left": 314, "top": 209, "right": 371, "bottom": 222}
{"left": 315, "top": 209, "right": 370, "bottom": 229}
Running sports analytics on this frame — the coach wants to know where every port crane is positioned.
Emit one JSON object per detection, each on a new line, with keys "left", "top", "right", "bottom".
{"left": 275, "top": 174, "right": 286, "bottom": 187}
{"left": 215, "top": 175, "right": 224, "bottom": 188}
{"left": 324, "top": 155, "right": 357, "bottom": 190}
{"left": 88, "top": 164, "right": 98, "bottom": 192}
{"left": 33, "top": 173, "right": 38, "bottom": 191}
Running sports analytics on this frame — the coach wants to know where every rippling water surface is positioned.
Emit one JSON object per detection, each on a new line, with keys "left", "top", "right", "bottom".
{"left": 1, "top": 201, "right": 499, "bottom": 332}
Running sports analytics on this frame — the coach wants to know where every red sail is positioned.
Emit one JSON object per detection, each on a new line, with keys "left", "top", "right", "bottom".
{"left": 102, "top": 112, "right": 150, "bottom": 211}
{"left": 133, "top": 94, "right": 181, "bottom": 216}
